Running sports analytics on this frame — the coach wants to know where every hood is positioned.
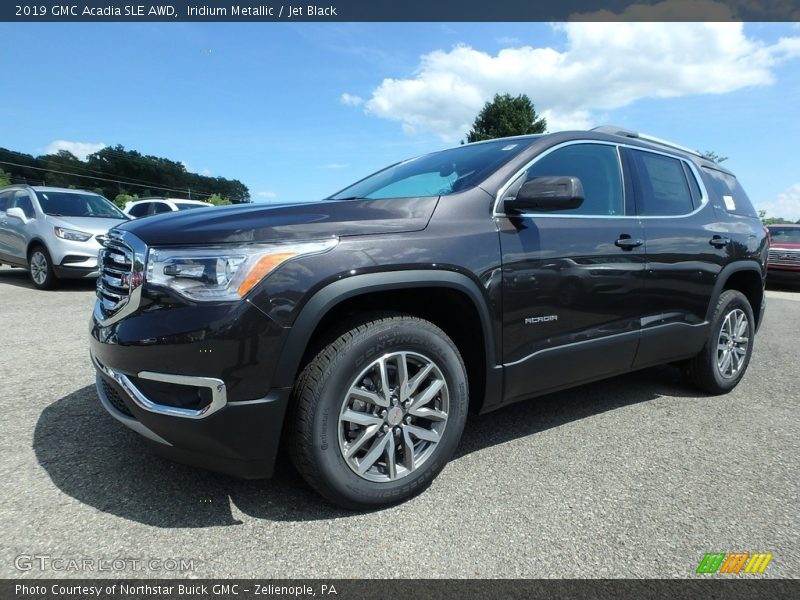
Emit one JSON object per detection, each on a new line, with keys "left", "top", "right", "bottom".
{"left": 115, "top": 197, "right": 438, "bottom": 246}
{"left": 48, "top": 215, "right": 129, "bottom": 235}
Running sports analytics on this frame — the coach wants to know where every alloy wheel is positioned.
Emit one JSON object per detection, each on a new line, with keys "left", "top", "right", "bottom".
{"left": 30, "top": 251, "right": 48, "bottom": 285}
{"left": 716, "top": 308, "right": 749, "bottom": 379}
{"left": 338, "top": 351, "right": 449, "bottom": 483}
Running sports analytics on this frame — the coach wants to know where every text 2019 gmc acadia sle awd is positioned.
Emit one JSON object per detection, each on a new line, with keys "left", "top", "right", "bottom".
{"left": 89, "top": 128, "right": 767, "bottom": 509}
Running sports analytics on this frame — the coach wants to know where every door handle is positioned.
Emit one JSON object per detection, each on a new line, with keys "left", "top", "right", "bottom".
{"left": 615, "top": 235, "right": 643, "bottom": 250}
{"left": 709, "top": 235, "right": 731, "bottom": 248}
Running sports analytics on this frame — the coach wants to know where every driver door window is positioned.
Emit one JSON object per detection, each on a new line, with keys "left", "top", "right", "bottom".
{"left": 12, "top": 191, "right": 36, "bottom": 219}
{"left": 511, "top": 143, "right": 625, "bottom": 216}
{"left": 128, "top": 203, "right": 150, "bottom": 217}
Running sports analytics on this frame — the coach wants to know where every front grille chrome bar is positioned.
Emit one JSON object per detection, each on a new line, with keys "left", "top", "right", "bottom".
{"left": 94, "top": 229, "right": 147, "bottom": 326}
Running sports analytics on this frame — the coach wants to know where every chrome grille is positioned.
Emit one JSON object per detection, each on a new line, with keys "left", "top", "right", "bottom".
{"left": 97, "top": 240, "right": 134, "bottom": 313}
{"left": 768, "top": 248, "right": 800, "bottom": 266}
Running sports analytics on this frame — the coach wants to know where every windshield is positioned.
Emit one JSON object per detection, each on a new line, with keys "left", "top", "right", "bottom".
{"left": 769, "top": 226, "right": 800, "bottom": 243}
{"left": 175, "top": 202, "right": 209, "bottom": 211}
{"left": 328, "top": 138, "right": 537, "bottom": 201}
{"left": 35, "top": 191, "right": 126, "bottom": 219}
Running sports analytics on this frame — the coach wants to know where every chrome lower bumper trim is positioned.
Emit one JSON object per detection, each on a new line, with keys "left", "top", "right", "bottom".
{"left": 91, "top": 352, "right": 227, "bottom": 419}
{"left": 95, "top": 374, "right": 171, "bottom": 446}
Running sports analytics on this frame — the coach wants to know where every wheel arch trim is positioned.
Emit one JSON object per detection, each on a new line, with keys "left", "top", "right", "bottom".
{"left": 707, "top": 260, "right": 765, "bottom": 326}
{"left": 272, "top": 270, "right": 500, "bottom": 394}
{"left": 26, "top": 237, "right": 50, "bottom": 257}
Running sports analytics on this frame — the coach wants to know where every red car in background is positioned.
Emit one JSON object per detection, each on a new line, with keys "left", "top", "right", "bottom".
{"left": 767, "top": 224, "right": 800, "bottom": 283}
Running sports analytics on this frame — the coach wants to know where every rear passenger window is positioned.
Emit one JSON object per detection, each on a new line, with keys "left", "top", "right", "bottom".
{"left": 0, "top": 191, "right": 11, "bottom": 211}
{"left": 153, "top": 202, "right": 171, "bottom": 214}
{"left": 630, "top": 150, "right": 694, "bottom": 216}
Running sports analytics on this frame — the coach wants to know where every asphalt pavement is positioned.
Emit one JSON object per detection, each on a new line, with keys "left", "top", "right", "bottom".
{"left": 1, "top": 264, "right": 797, "bottom": 579}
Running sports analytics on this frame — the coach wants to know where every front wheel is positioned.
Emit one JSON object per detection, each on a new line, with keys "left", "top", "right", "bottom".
{"left": 685, "top": 289, "right": 755, "bottom": 394}
{"left": 288, "top": 315, "right": 468, "bottom": 510}
{"left": 28, "top": 245, "right": 57, "bottom": 290}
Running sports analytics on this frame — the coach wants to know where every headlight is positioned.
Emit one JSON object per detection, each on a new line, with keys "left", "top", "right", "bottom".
{"left": 146, "top": 239, "right": 338, "bottom": 301}
{"left": 54, "top": 226, "right": 93, "bottom": 242}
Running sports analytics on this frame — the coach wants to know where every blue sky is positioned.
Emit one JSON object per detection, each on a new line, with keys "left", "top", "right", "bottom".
{"left": 1, "top": 22, "right": 799, "bottom": 219}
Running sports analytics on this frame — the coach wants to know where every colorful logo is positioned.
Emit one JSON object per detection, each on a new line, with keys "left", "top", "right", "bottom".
{"left": 696, "top": 552, "right": 773, "bottom": 574}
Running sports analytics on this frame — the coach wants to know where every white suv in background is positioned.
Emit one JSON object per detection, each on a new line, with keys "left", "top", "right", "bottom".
{"left": 123, "top": 198, "right": 211, "bottom": 218}
{"left": 0, "top": 185, "right": 128, "bottom": 289}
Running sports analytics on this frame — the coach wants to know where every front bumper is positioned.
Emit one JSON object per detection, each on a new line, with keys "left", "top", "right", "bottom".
{"left": 49, "top": 236, "right": 102, "bottom": 268}
{"left": 89, "top": 228, "right": 299, "bottom": 478}
{"left": 93, "top": 351, "right": 291, "bottom": 478}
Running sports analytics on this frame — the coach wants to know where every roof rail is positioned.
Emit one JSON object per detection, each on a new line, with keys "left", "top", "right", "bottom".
{"left": 591, "top": 125, "right": 702, "bottom": 158}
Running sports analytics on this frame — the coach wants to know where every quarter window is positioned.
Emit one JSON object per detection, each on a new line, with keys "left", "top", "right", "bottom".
{"left": 629, "top": 150, "right": 694, "bottom": 216}
{"left": 509, "top": 143, "right": 625, "bottom": 216}
{"left": 701, "top": 167, "right": 758, "bottom": 218}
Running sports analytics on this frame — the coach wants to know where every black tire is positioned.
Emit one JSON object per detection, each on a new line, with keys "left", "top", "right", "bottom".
{"left": 28, "top": 245, "right": 57, "bottom": 290}
{"left": 685, "top": 289, "right": 755, "bottom": 394}
{"left": 288, "top": 315, "right": 468, "bottom": 510}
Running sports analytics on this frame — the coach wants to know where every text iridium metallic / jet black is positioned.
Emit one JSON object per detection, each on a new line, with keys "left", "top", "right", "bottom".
{"left": 89, "top": 128, "right": 768, "bottom": 509}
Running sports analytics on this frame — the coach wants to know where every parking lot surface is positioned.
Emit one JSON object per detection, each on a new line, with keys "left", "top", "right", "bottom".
{"left": 1, "top": 264, "right": 797, "bottom": 579}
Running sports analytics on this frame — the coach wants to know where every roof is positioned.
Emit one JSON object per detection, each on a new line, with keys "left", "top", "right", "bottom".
{"left": 0, "top": 184, "right": 99, "bottom": 194}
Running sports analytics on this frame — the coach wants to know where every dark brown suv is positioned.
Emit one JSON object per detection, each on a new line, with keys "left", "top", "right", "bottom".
{"left": 89, "top": 127, "right": 768, "bottom": 509}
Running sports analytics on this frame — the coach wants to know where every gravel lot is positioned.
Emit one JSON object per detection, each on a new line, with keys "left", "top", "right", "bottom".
{"left": 1, "top": 264, "right": 797, "bottom": 579}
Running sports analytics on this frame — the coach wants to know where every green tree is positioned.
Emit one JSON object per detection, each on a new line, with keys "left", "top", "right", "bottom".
{"left": 114, "top": 193, "right": 138, "bottom": 209}
{"left": 699, "top": 150, "right": 728, "bottom": 163}
{"left": 758, "top": 209, "right": 792, "bottom": 225}
{"left": 465, "top": 93, "right": 547, "bottom": 143}
{"left": 206, "top": 193, "right": 231, "bottom": 206}
{"left": 0, "top": 168, "right": 11, "bottom": 186}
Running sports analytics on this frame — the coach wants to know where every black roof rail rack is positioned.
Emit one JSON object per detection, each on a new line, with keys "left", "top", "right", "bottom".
{"left": 591, "top": 125, "right": 702, "bottom": 158}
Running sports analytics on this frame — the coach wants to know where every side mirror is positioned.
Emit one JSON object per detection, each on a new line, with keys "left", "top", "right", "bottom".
{"left": 6, "top": 207, "right": 28, "bottom": 223}
{"left": 504, "top": 176, "right": 584, "bottom": 213}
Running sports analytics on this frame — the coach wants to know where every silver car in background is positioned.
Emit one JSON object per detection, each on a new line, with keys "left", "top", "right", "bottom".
{"left": 0, "top": 185, "right": 128, "bottom": 289}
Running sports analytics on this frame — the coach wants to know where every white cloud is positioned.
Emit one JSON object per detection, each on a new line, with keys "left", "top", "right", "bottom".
{"left": 354, "top": 22, "right": 800, "bottom": 142}
{"left": 496, "top": 36, "right": 522, "bottom": 46}
{"left": 45, "top": 140, "right": 105, "bottom": 161}
{"left": 340, "top": 93, "right": 364, "bottom": 106}
{"left": 181, "top": 161, "right": 212, "bottom": 176}
{"left": 757, "top": 183, "right": 800, "bottom": 222}
{"left": 257, "top": 191, "right": 278, "bottom": 199}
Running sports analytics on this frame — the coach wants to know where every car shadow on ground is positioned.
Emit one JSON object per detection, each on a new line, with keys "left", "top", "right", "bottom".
{"left": 34, "top": 365, "right": 701, "bottom": 527}
{"left": 0, "top": 267, "right": 97, "bottom": 292}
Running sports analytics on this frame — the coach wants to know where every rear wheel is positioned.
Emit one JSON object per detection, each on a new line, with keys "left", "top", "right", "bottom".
{"left": 685, "top": 289, "right": 754, "bottom": 394}
{"left": 28, "top": 245, "right": 57, "bottom": 290}
{"left": 289, "top": 315, "right": 468, "bottom": 510}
